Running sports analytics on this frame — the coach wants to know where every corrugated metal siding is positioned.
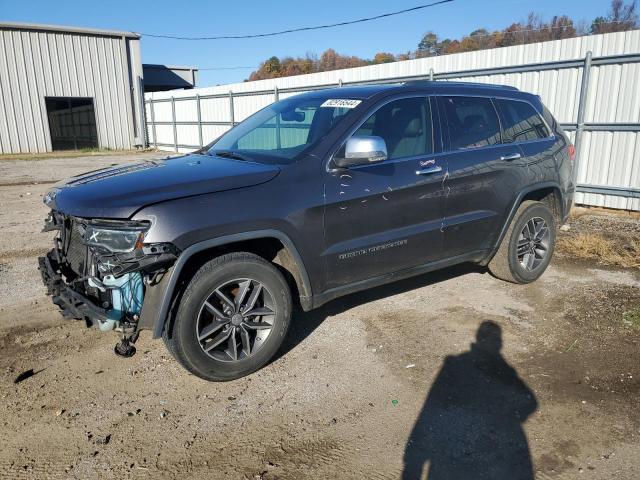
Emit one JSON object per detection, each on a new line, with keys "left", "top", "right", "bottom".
{"left": 145, "top": 30, "right": 640, "bottom": 210}
{"left": 0, "top": 26, "right": 142, "bottom": 154}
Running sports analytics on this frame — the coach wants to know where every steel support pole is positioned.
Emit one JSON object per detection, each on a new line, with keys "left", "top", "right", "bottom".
{"left": 149, "top": 100, "right": 157, "bottom": 149}
{"left": 196, "top": 94, "right": 203, "bottom": 148}
{"left": 228, "top": 91, "right": 235, "bottom": 127}
{"left": 171, "top": 97, "right": 178, "bottom": 152}
{"left": 573, "top": 51, "right": 593, "bottom": 187}
{"left": 140, "top": 77, "right": 148, "bottom": 147}
{"left": 273, "top": 85, "right": 280, "bottom": 147}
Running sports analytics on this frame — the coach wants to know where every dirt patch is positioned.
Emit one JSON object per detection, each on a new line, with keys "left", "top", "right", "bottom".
{"left": 2, "top": 266, "right": 640, "bottom": 480}
{"left": 0, "top": 180, "right": 58, "bottom": 188}
{"left": 522, "top": 283, "right": 640, "bottom": 403}
{"left": 0, "top": 148, "right": 157, "bottom": 162}
{"left": 557, "top": 213, "right": 640, "bottom": 269}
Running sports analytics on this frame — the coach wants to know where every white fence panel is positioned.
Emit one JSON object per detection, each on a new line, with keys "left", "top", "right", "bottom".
{"left": 200, "top": 97, "right": 231, "bottom": 123}
{"left": 202, "top": 124, "right": 230, "bottom": 144}
{"left": 233, "top": 94, "right": 273, "bottom": 123}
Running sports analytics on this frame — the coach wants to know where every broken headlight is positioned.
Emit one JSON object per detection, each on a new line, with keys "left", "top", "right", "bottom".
{"left": 85, "top": 222, "right": 149, "bottom": 253}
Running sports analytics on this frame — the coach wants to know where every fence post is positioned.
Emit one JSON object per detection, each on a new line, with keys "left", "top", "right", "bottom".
{"left": 573, "top": 50, "right": 592, "bottom": 187}
{"left": 275, "top": 86, "right": 281, "bottom": 148}
{"left": 228, "top": 91, "right": 235, "bottom": 127}
{"left": 171, "top": 97, "right": 178, "bottom": 152}
{"left": 196, "top": 94, "right": 203, "bottom": 148}
{"left": 140, "top": 77, "right": 148, "bottom": 147}
{"left": 429, "top": 68, "right": 435, "bottom": 81}
{"left": 149, "top": 100, "right": 157, "bottom": 149}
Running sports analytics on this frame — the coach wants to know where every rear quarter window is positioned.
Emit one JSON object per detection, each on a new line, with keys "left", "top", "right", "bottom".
{"left": 495, "top": 99, "right": 550, "bottom": 143}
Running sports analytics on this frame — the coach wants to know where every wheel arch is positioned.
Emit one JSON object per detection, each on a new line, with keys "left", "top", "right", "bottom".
{"left": 481, "top": 182, "right": 565, "bottom": 266}
{"left": 141, "top": 230, "right": 313, "bottom": 339}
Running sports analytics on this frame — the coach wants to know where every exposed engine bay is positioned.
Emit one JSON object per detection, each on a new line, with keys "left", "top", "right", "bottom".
{"left": 38, "top": 211, "right": 178, "bottom": 356}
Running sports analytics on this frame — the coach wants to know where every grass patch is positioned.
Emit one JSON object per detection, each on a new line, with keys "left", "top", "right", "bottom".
{"left": 556, "top": 232, "right": 640, "bottom": 269}
{"left": 79, "top": 147, "right": 111, "bottom": 153}
{"left": 623, "top": 306, "right": 640, "bottom": 329}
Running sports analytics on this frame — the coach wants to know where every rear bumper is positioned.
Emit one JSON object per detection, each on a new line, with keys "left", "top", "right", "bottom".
{"left": 38, "top": 251, "right": 109, "bottom": 325}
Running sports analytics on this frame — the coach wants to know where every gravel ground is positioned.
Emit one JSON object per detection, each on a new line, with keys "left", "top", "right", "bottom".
{"left": 567, "top": 208, "right": 640, "bottom": 237}
{"left": 0, "top": 153, "right": 639, "bottom": 480}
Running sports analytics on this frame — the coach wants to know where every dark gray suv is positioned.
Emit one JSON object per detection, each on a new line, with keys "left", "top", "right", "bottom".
{"left": 39, "top": 81, "right": 575, "bottom": 381}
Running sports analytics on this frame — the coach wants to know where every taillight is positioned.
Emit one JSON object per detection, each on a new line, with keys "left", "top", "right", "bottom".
{"left": 568, "top": 144, "right": 576, "bottom": 162}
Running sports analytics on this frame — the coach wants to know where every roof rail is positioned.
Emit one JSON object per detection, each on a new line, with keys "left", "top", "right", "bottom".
{"left": 403, "top": 80, "right": 520, "bottom": 91}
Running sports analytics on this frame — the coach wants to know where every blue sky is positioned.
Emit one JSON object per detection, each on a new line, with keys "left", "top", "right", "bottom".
{"left": 1, "top": 0, "right": 611, "bottom": 86}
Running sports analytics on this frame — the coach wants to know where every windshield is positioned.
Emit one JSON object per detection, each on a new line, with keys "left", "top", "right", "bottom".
{"left": 207, "top": 96, "right": 358, "bottom": 164}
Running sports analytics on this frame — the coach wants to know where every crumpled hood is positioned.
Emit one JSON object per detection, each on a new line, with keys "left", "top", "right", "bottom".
{"left": 46, "top": 154, "right": 280, "bottom": 218}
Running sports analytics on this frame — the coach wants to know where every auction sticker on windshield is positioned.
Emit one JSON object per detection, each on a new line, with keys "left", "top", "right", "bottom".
{"left": 320, "top": 99, "right": 362, "bottom": 109}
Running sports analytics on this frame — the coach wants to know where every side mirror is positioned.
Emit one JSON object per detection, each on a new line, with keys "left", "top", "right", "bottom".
{"left": 334, "top": 136, "right": 388, "bottom": 168}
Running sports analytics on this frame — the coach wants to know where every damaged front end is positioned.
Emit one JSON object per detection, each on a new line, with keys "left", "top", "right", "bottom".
{"left": 38, "top": 211, "right": 178, "bottom": 356}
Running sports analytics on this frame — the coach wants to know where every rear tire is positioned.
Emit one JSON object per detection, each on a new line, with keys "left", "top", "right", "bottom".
{"left": 163, "top": 252, "right": 292, "bottom": 381}
{"left": 488, "top": 200, "right": 556, "bottom": 284}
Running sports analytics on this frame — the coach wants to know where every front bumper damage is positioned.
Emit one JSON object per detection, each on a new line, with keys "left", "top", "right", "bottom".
{"left": 38, "top": 211, "right": 179, "bottom": 356}
{"left": 39, "top": 252, "right": 111, "bottom": 324}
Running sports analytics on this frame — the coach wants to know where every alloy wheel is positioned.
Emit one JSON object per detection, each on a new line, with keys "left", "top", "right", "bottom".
{"left": 517, "top": 216, "right": 550, "bottom": 271}
{"left": 195, "top": 278, "right": 275, "bottom": 362}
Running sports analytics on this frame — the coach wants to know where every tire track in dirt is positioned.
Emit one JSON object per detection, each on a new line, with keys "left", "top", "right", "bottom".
{"left": 0, "top": 180, "right": 58, "bottom": 188}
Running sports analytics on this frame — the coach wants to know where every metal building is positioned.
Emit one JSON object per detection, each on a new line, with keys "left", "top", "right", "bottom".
{"left": 0, "top": 22, "right": 145, "bottom": 154}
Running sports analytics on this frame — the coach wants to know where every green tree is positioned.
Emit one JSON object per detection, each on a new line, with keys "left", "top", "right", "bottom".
{"left": 418, "top": 31, "right": 439, "bottom": 55}
{"left": 591, "top": 16, "right": 608, "bottom": 33}
{"left": 264, "top": 56, "right": 281, "bottom": 75}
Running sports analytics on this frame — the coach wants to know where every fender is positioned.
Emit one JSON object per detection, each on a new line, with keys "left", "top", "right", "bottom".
{"left": 141, "top": 230, "right": 313, "bottom": 338}
{"left": 480, "top": 181, "right": 565, "bottom": 266}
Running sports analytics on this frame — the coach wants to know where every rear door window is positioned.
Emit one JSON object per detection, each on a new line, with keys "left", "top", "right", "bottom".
{"left": 495, "top": 99, "right": 550, "bottom": 143}
{"left": 441, "top": 96, "right": 501, "bottom": 150}
{"left": 352, "top": 97, "right": 433, "bottom": 160}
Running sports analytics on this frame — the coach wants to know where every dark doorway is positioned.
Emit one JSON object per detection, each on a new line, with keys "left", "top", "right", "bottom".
{"left": 45, "top": 97, "right": 98, "bottom": 150}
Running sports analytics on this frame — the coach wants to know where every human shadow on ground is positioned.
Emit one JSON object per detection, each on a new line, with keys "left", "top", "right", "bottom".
{"left": 402, "top": 321, "right": 538, "bottom": 480}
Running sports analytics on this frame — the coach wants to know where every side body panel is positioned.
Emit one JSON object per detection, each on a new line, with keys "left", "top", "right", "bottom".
{"left": 321, "top": 95, "right": 447, "bottom": 289}
{"left": 441, "top": 143, "right": 530, "bottom": 257}
{"left": 439, "top": 93, "right": 573, "bottom": 260}
{"left": 322, "top": 155, "right": 447, "bottom": 289}
{"left": 496, "top": 95, "right": 574, "bottom": 226}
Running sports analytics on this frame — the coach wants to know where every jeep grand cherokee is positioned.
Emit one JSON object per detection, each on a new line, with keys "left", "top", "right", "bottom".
{"left": 39, "top": 81, "right": 574, "bottom": 381}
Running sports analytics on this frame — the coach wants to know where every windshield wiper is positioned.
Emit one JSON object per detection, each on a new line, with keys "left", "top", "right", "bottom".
{"left": 211, "top": 150, "right": 249, "bottom": 161}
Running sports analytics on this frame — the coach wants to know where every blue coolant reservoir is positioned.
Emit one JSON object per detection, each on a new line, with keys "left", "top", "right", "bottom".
{"left": 100, "top": 273, "right": 144, "bottom": 331}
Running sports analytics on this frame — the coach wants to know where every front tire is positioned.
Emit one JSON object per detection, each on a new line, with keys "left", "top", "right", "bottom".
{"left": 488, "top": 200, "right": 556, "bottom": 284}
{"left": 164, "top": 252, "right": 292, "bottom": 381}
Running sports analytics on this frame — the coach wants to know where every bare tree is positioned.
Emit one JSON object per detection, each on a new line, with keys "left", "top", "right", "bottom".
{"left": 592, "top": 0, "right": 638, "bottom": 33}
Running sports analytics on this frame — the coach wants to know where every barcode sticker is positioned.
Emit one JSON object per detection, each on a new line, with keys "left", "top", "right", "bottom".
{"left": 320, "top": 99, "right": 362, "bottom": 109}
